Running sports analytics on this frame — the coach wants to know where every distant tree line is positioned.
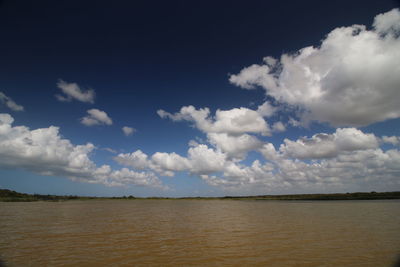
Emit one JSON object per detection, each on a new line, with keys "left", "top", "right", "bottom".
{"left": 1, "top": 188, "right": 400, "bottom": 202}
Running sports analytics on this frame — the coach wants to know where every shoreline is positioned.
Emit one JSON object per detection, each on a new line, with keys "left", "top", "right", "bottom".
{"left": 1, "top": 189, "right": 400, "bottom": 202}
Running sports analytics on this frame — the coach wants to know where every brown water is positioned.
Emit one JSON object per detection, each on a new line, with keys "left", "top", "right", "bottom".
{"left": 0, "top": 200, "right": 399, "bottom": 266}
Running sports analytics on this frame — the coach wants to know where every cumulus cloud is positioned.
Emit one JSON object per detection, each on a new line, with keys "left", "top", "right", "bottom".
{"left": 122, "top": 126, "right": 135, "bottom": 136}
{"left": 187, "top": 144, "right": 227, "bottom": 174}
{"left": 129, "top": 9, "right": 400, "bottom": 193}
{"left": 151, "top": 152, "right": 191, "bottom": 174}
{"left": 373, "top": 8, "right": 400, "bottom": 34}
{"left": 0, "top": 92, "right": 24, "bottom": 111}
{"left": 115, "top": 144, "right": 227, "bottom": 177}
{"left": 207, "top": 132, "right": 262, "bottom": 159}
{"left": 280, "top": 128, "right": 379, "bottom": 159}
{"left": 158, "top": 105, "right": 271, "bottom": 136}
{"left": 258, "top": 144, "right": 400, "bottom": 193}
{"left": 228, "top": 140, "right": 400, "bottom": 193}
{"left": 56, "top": 80, "right": 95, "bottom": 103}
{"left": 157, "top": 105, "right": 273, "bottom": 160}
{"left": 0, "top": 114, "right": 163, "bottom": 188}
{"left": 113, "top": 125, "right": 400, "bottom": 193}
{"left": 230, "top": 8, "right": 400, "bottom": 127}
{"left": 114, "top": 150, "right": 151, "bottom": 170}
{"left": 81, "top": 109, "right": 113, "bottom": 126}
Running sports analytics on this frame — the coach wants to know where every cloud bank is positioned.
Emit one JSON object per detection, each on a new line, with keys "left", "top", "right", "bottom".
{"left": 115, "top": 119, "right": 400, "bottom": 193}
{"left": 0, "top": 114, "right": 163, "bottom": 188}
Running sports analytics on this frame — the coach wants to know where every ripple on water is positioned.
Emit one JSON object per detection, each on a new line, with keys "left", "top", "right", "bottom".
{"left": 0, "top": 200, "right": 399, "bottom": 266}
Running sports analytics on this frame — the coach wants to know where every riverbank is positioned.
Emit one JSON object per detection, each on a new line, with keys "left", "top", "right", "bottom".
{"left": 1, "top": 189, "right": 400, "bottom": 202}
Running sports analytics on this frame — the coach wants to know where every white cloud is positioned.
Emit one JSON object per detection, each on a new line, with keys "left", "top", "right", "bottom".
{"left": 115, "top": 144, "right": 228, "bottom": 177}
{"left": 212, "top": 108, "right": 271, "bottom": 136}
{"left": 113, "top": 125, "right": 400, "bottom": 193}
{"left": 0, "top": 113, "right": 163, "bottom": 188}
{"left": 207, "top": 132, "right": 262, "bottom": 159}
{"left": 158, "top": 105, "right": 271, "bottom": 136}
{"left": 288, "top": 117, "right": 301, "bottom": 127}
{"left": 151, "top": 152, "right": 191, "bottom": 172}
{"left": 230, "top": 8, "right": 400, "bottom": 127}
{"left": 81, "top": 109, "right": 113, "bottom": 126}
{"left": 272, "top": 121, "right": 286, "bottom": 133}
{"left": 103, "top": 147, "right": 117, "bottom": 153}
{"left": 188, "top": 139, "right": 199, "bottom": 147}
{"left": 114, "top": 150, "right": 151, "bottom": 170}
{"left": 373, "top": 8, "right": 400, "bottom": 34}
{"left": 122, "top": 126, "right": 135, "bottom": 136}
{"left": 0, "top": 92, "right": 24, "bottom": 111}
{"left": 256, "top": 101, "right": 276, "bottom": 117}
{"left": 280, "top": 128, "right": 379, "bottom": 159}
{"left": 220, "top": 141, "right": 400, "bottom": 193}
{"left": 187, "top": 144, "right": 227, "bottom": 174}
{"left": 382, "top": 136, "right": 400, "bottom": 146}
{"left": 56, "top": 80, "right": 95, "bottom": 103}
{"left": 157, "top": 105, "right": 271, "bottom": 161}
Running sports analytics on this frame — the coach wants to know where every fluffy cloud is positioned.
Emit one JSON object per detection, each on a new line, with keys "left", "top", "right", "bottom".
{"left": 230, "top": 8, "right": 400, "bottom": 127}
{"left": 157, "top": 105, "right": 272, "bottom": 160}
{"left": 151, "top": 152, "right": 191, "bottom": 173}
{"left": 115, "top": 144, "right": 227, "bottom": 177}
{"left": 0, "top": 114, "right": 163, "bottom": 188}
{"left": 114, "top": 150, "right": 151, "bottom": 170}
{"left": 158, "top": 105, "right": 271, "bottom": 136}
{"left": 373, "top": 8, "right": 400, "bottom": 34}
{"left": 207, "top": 132, "right": 262, "bottom": 159}
{"left": 0, "top": 92, "right": 24, "bottom": 111}
{"left": 114, "top": 125, "right": 400, "bottom": 193}
{"left": 220, "top": 142, "right": 400, "bottom": 193}
{"left": 280, "top": 128, "right": 379, "bottom": 159}
{"left": 56, "top": 80, "right": 95, "bottom": 103}
{"left": 187, "top": 144, "right": 227, "bottom": 174}
{"left": 81, "top": 109, "right": 113, "bottom": 126}
{"left": 122, "top": 126, "right": 135, "bottom": 136}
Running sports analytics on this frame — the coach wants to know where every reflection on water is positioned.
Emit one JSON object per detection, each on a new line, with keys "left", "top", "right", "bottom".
{"left": 0, "top": 200, "right": 399, "bottom": 266}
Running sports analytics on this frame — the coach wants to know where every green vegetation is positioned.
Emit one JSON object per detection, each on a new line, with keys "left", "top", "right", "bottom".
{"left": 223, "top": 191, "right": 400, "bottom": 201}
{"left": 1, "top": 189, "right": 400, "bottom": 202}
{"left": 0, "top": 189, "right": 97, "bottom": 202}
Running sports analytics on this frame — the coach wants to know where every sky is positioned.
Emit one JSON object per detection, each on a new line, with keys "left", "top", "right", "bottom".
{"left": 0, "top": 0, "right": 400, "bottom": 197}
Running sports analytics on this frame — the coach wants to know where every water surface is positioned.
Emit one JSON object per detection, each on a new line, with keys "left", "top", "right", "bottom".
{"left": 1, "top": 200, "right": 399, "bottom": 266}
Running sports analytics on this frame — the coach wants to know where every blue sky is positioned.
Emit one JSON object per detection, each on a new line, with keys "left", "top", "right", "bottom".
{"left": 1, "top": 0, "right": 400, "bottom": 197}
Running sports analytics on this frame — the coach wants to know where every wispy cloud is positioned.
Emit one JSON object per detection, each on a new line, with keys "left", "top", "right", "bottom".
{"left": 382, "top": 136, "right": 400, "bottom": 146}
{"left": 0, "top": 92, "right": 24, "bottom": 111}
{"left": 56, "top": 80, "right": 95, "bottom": 103}
{"left": 122, "top": 126, "right": 135, "bottom": 136}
